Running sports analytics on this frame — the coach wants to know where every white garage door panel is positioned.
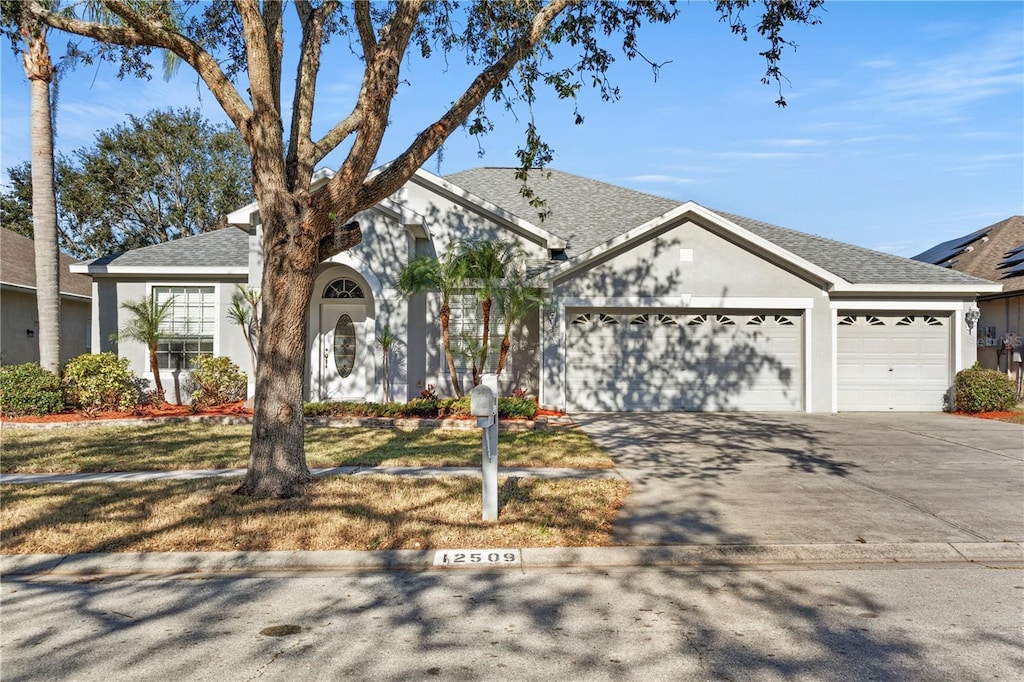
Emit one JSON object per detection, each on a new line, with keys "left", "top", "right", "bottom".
{"left": 566, "top": 312, "right": 803, "bottom": 412}
{"left": 837, "top": 313, "right": 951, "bottom": 412}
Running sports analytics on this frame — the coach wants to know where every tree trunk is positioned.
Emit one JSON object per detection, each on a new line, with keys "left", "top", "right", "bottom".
{"left": 440, "top": 304, "right": 463, "bottom": 397}
{"left": 496, "top": 336, "right": 511, "bottom": 377}
{"left": 475, "top": 296, "right": 493, "bottom": 386}
{"left": 148, "top": 344, "right": 165, "bottom": 395}
{"left": 236, "top": 222, "right": 318, "bottom": 498}
{"left": 24, "top": 30, "right": 61, "bottom": 375}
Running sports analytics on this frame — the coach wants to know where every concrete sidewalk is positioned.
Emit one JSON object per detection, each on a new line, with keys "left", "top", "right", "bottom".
{"left": 0, "top": 465, "right": 621, "bottom": 485}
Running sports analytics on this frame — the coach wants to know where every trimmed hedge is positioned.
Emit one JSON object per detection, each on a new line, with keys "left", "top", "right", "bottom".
{"left": 0, "top": 363, "right": 64, "bottom": 416}
{"left": 303, "top": 395, "right": 538, "bottom": 420}
{"left": 954, "top": 364, "right": 1018, "bottom": 413}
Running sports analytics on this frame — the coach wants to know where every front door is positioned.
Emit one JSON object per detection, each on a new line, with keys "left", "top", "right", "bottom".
{"left": 317, "top": 303, "right": 368, "bottom": 401}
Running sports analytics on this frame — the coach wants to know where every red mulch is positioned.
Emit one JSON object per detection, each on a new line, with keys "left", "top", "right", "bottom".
{"left": 1, "top": 401, "right": 252, "bottom": 424}
{"left": 953, "top": 410, "right": 1023, "bottom": 421}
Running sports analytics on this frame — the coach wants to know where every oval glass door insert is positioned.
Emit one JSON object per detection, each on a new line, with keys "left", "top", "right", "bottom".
{"left": 333, "top": 314, "right": 356, "bottom": 378}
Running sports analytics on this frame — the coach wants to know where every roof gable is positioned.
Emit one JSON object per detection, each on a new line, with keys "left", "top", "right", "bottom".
{"left": 442, "top": 168, "right": 998, "bottom": 293}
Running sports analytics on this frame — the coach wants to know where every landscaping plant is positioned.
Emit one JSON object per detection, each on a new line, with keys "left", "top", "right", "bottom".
{"left": 954, "top": 363, "right": 1019, "bottom": 413}
{"left": 0, "top": 363, "right": 64, "bottom": 416}
{"left": 62, "top": 352, "right": 138, "bottom": 415}
{"left": 189, "top": 355, "right": 247, "bottom": 409}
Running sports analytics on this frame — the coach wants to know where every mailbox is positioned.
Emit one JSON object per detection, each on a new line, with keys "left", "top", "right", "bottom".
{"left": 470, "top": 384, "right": 497, "bottom": 428}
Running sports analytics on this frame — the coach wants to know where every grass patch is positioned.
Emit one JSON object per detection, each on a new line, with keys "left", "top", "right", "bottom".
{"left": 0, "top": 476, "right": 629, "bottom": 554}
{"left": 0, "top": 424, "right": 611, "bottom": 473}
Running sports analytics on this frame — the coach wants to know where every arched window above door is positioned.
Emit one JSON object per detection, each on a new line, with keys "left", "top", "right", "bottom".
{"left": 323, "top": 278, "right": 364, "bottom": 299}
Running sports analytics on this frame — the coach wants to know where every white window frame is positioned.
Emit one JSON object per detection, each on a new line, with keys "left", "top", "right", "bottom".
{"left": 147, "top": 282, "right": 221, "bottom": 370}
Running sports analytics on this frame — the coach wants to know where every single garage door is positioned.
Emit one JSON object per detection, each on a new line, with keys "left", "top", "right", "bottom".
{"left": 565, "top": 311, "right": 803, "bottom": 412}
{"left": 836, "top": 313, "right": 951, "bottom": 411}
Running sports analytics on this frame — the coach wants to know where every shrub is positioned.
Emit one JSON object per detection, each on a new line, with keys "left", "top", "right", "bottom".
{"left": 954, "top": 364, "right": 1018, "bottom": 413}
{"left": 189, "top": 355, "right": 247, "bottom": 409}
{"left": 499, "top": 396, "right": 538, "bottom": 419}
{"left": 0, "top": 363, "right": 64, "bottom": 416}
{"left": 63, "top": 353, "right": 138, "bottom": 414}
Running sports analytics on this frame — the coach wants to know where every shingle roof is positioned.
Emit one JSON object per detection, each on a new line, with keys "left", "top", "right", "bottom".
{"left": 445, "top": 167, "right": 995, "bottom": 288}
{"left": 714, "top": 210, "right": 993, "bottom": 287}
{"left": 445, "top": 167, "right": 680, "bottom": 256}
{"left": 0, "top": 228, "right": 92, "bottom": 297}
{"left": 912, "top": 216, "right": 1024, "bottom": 294}
{"left": 86, "top": 226, "right": 249, "bottom": 269}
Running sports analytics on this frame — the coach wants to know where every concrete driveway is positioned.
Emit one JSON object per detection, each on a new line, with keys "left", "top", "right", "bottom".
{"left": 574, "top": 412, "right": 1024, "bottom": 546}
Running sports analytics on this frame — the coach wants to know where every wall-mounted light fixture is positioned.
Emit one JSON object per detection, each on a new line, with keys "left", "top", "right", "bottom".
{"left": 546, "top": 302, "right": 558, "bottom": 332}
{"left": 965, "top": 306, "right": 981, "bottom": 333}
{"left": 26, "top": 329, "right": 34, "bottom": 338}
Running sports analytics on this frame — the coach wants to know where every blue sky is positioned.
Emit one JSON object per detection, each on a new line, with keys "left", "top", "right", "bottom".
{"left": 1, "top": 1, "right": 1020, "bottom": 258}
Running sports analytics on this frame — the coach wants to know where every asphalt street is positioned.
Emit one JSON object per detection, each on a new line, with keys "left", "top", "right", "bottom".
{"left": 2, "top": 563, "right": 1021, "bottom": 681}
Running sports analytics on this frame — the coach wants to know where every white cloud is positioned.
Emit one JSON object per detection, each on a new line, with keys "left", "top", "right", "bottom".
{"left": 858, "top": 28, "right": 1023, "bottom": 121}
{"left": 625, "top": 174, "right": 695, "bottom": 185}
{"left": 714, "top": 150, "right": 823, "bottom": 161}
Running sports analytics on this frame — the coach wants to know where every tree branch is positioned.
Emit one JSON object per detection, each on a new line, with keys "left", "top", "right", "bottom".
{"left": 354, "top": 1, "right": 377, "bottom": 63}
{"left": 358, "top": 0, "right": 573, "bottom": 208}
{"left": 322, "top": 0, "right": 426, "bottom": 217}
{"left": 286, "top": 1, "right": 338, "bottom": 190}
{"left": 26, "top": 1, "right": 252, "bottom": 135}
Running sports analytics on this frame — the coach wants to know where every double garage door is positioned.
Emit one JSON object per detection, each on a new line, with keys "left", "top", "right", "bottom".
{"left": 836, "top": 312, "right": 951, "bottom": 411}
{"left": 565, "top": 310, "right": 804, "bottom": 412}
{"left": 565, "top": 309, "right": 954, "bottom": 412}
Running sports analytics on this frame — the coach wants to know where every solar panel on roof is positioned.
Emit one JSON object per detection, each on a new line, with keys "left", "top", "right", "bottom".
{"left": 1002, "top": 261, "right": 1024, "bottom": 278}
{"left": 912, "top": 226, "right": 992, "bottom": 264}
{"left": 1006, "top": 243, "right": 1024, "bottom": 256}
{"left": 999, "top": 252, "right": 1024, "bottom": 269}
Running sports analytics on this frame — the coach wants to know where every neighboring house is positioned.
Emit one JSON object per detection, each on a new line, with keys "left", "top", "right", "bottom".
{"left": 0, "top": 227, "right": 92, "bottom": 366}
{"left": 913, "top": 216, "right": 1024, "bottom": 374}
{"left": 73, "top": 167, "right": 1000, "bottom": 413}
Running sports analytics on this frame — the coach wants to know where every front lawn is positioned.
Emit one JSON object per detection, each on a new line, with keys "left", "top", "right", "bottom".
{"left": 0, "top": 424, "right": 612, "bottom": 473}
{"left": 0, "top": 476, "right": 629, "bottom": 554}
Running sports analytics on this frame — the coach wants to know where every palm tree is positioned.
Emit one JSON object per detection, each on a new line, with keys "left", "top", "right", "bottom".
{"left": 16, "top": 4, "right": 60, "bottom": 374}
{"left": 397, "top": 251, "right": 468, "bottom": 397}
{"left": 457, "top": 240, "right": 522, "bottom": 386}
{"left": 228, "top": 286, "right": 261, "bottom": 374}
{"left": 115, "top": 293, "right": 176, "bottom": 396}
{"left": 494, "top": 268, "right": 543, "bottom": 377}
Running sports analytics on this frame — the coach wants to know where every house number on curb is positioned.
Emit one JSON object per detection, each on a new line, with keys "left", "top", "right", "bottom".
{"left": 433, "top": 549, "right": 522, "bottom": 567}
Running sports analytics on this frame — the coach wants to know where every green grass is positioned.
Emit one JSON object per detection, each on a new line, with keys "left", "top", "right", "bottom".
{"left": 0, "top": 424, "right": 612, "bottom": 473}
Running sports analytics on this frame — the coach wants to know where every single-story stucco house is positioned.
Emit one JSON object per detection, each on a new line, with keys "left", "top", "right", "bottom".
{"left": 1, "top": 227, "right": 92, "bottom": 366}
{"left": 71, "top": 167, "right": 1002, "bottom": 412}
{"left": 913, "top": 216, "right": 1023, "bottom": 375}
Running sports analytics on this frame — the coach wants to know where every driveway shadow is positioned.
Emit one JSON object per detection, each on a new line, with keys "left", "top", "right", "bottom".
{"left": 574, "top": 413, "right": 858, "bottom": 545}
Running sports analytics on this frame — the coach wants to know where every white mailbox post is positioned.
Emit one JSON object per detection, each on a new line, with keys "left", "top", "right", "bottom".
{"left": 469, "top": 373, "right": 499, "bottom": 522}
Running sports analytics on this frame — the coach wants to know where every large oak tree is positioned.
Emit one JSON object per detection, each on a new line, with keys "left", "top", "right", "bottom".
{"left": 27, "top": 0, "right": 822, "bottom": 498}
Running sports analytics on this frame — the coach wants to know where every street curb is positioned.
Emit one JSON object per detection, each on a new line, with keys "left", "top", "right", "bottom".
{"left": 3, "top": 542, "right": 1020, "bottom": 577}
